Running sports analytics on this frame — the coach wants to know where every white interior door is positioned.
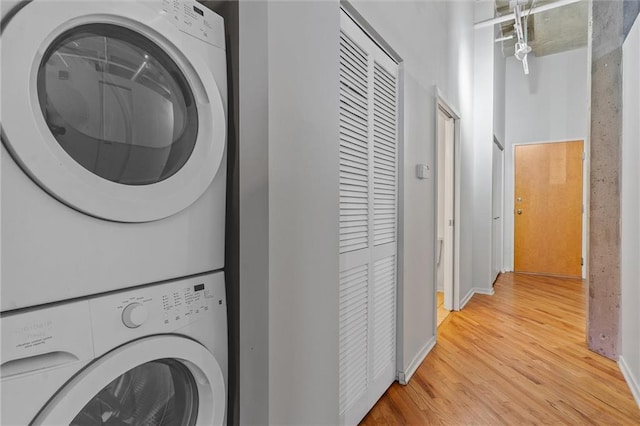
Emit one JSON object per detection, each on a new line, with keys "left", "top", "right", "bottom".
{"left": 436, "top": 108, "right": 454, "bottom": 311}
{"left": 491, "top": 139, "right": 504, "bottom": 282}
{"left": 338, "top": 9, "right": 399, "bottom": 426}
{"left": 443, "top": 113, "right": 455, "bottom": 310}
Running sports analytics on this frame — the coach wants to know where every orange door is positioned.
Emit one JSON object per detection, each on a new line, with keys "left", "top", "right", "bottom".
{"left": 514, "top": 141, "right": 583, "bottom": 277}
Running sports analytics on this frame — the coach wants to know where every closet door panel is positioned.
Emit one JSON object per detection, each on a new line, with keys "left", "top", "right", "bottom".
{"left": 338, "top": 10, "right": 398, "bottom": 425}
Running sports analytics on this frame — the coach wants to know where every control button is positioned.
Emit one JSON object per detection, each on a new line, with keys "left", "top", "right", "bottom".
{"left": 122, "top": 303, "right": 148, "bottom": 328}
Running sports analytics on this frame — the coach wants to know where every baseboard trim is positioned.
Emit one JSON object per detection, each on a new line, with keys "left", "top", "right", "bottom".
{"left": 474, "top": 287, "right": 495, "bottom": 296}
{"left": 460, "top": 287, "right": 495, "bottom": 309}
{"left": 397, "top": 336, "right": 436, "bottom": 385}
{"left": 460, "top": 288, "right": 475, "bottom": 309}
{"left": 619, "top": 356, "right": 640, "bottom": 408}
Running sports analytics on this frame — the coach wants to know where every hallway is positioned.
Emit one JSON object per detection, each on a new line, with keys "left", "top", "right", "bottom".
{"left": 361, "top": 273, "right": 640, "bottom": 424}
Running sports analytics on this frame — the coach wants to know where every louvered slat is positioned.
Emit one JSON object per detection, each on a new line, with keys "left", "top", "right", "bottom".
{"left": 340, "top": 31, "right": 369, "bottom": 254}
{"left": 373, "top": 63, "right": 397, "bottom": 247}
{"left": 340, "top": 33, "right": 368, "bottom": 97}
{"left": 372, "top": 255, "right": 396, "bottom": 378}
{"left": 339, "top": 264, "right": 369, "bottom": 415}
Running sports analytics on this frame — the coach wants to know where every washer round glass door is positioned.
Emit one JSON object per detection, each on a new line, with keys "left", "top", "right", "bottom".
{"left": 1, "top": 1, "right": 226, "bottom": 222}
{"left": 71, "top": 359, "right": 199, "bottom": 425}
{"left": 31, "top": 336, "right": 226, "bottom": 426}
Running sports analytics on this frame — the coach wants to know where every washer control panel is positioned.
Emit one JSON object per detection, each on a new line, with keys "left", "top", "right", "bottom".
{"left": 122, "top": 302, "right": 148, "bottom": 328}
{"left": 89, "top": 271, "right": 226, "bottom": 357}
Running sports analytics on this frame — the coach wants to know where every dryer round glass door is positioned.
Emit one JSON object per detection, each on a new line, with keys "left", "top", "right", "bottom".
{"left": 38, "top": 24, "right": 199, "bottom": 186}
{"left": 1, "top": 0, "right": 226, "bottom": 222}
{"left": 31, "top": 336, "right": 226, "bottom": 426}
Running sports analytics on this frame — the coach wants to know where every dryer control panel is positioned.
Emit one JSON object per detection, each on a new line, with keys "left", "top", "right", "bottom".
{"left": 89, "top": 271, "right": 226, "bottom": 357}
{"left": 158, "top": 0, "right": 225, "bottom": 49}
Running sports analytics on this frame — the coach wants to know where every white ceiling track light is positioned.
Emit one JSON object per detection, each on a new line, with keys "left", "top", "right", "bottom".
{"left": 511, "top": 0, "right": 535, "bottom": 75}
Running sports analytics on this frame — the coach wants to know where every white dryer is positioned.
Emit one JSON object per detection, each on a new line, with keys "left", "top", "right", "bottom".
{"left": 1, "top": 0, "right": 227, "bottom": 311}
{"left": 1, "top": 271, "right": 227, "bottom": 425}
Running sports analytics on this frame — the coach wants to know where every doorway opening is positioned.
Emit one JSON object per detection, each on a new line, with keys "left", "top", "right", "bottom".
{"left": 435, "top": 96, "right": 460, "bottom": 328}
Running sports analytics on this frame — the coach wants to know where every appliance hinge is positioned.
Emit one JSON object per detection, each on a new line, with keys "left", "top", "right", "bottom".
{"left": 582, "top": 151, "right": 586, "bottom": 160}
{"left": 581, "top": 257, "right": 584, "bottom": 266}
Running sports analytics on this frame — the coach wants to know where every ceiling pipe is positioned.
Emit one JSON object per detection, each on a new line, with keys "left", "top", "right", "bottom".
{"left": 495, "top": 34, "right": 515, "bottom": 42}
{"left": 474, "top": 0, "right": 583, "bottom": 29}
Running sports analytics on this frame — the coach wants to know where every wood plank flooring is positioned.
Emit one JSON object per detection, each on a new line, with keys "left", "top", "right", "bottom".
{"left": 437, "top": 291, "right": 449, "bottom": 327}
{"left": 361, "top": 273, "right": 640, "bottom": 425}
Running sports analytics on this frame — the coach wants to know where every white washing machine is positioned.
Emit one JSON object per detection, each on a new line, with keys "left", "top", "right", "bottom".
{"left": 1, "top": 271, "right": 227, "bottom": 425}
{"left": 0, "top": 0, "right": 227, "bottom": 311}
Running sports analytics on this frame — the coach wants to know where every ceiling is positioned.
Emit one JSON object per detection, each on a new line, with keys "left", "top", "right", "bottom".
{"left": 495, "top": 0, "right": 589, "bottom": 57}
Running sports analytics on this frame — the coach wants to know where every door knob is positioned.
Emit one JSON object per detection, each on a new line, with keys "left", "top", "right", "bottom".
{"left": 516, "top": 209, "right": 523, "bottom": 215}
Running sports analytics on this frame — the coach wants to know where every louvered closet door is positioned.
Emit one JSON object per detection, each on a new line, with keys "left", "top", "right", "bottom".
{"left": 339, "top": 10, "right": 399, "bottom": 426}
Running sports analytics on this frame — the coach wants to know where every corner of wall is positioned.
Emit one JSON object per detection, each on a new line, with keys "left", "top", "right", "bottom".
{"left": 238, "top": 1, "right": 270, "bottom": 424}
{"left": 619, "top": 356, "right": 640, "bottom": 408}
{"left": 398, "top": 336, "right": 436, "bottom": 385}
{"left": 620, "top": 8, "right": 640, "bottom": 409}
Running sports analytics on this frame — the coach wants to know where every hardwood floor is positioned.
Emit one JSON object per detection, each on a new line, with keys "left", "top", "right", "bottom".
{"left": 436, "top": 291, "right": 449, "bottom": 327}
{"left": 361, "top": 273, "right": 640, "bottom": 425}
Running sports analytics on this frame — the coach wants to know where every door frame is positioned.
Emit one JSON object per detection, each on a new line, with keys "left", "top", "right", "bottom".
{"left": 509, "top": 139, "right": 587, "bottom": 278}
{"left": 492, "top": 136, "right": 505, "bottom": 283}
{"left": 338, "top": 5, "right": 405, "bottom": 419}
{"left": 434, "top": 89, "right": 461, "bottom": 331}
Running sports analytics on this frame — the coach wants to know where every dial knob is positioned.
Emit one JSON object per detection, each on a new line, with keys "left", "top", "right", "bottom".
{"left": 122, "top": 302, "right": 148, "bottom": 328}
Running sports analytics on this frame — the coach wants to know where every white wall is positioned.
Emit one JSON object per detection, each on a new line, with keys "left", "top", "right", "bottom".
{"left": 239, "top": 1, "right": 476, "bottom": 423}
{"left": 493, "top": 28, "right": 506, "bottom": 275}
{"left": 471, "top": 0, "right": 496, "bottom": 295}
{"left": 267, "top": 2, "right": 341, "bottom": 423}
{"left": 239, "top": 2, "right": 340, "bottom": 424}
{"left": 238, "top": 1, "right": 269, "bottom": 423}
{"left": 503, "top": 47, "right": 589, "bottom": 270}
{"left": 620, "top": 15, "right": 640, "bottom": 407}
{"left": 494, "top": 34, "right": 506, "bottom": 146}
{"left": 450, "top": 0, "right": 477, "bottom": 319}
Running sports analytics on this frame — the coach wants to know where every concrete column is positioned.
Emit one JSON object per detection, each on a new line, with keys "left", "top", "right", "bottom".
{"left": 588, "top": 0, "right": 639, "bottom": 359}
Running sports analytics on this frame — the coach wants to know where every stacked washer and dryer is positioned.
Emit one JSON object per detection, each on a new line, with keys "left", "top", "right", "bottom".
{"left": 1, "top": 0, "right": 228, "bottom": 424}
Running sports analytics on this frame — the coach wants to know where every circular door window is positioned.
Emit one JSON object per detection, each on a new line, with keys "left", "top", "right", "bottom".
{"left": 71, "top": 359, "right": 198, "bottom": 426}
{"left": 2, "top": 2, "right": 226, "bottom": 222}
{"left": 37, "top": 23, "right": 198, "bottom": 185}
{"left": 31, "top": 336, "right": 225, "bottom": 425}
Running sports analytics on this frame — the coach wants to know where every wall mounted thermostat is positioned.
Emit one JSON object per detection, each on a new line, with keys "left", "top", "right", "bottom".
{"left": 416, "top": 164, "right": 431, "bottom": 179}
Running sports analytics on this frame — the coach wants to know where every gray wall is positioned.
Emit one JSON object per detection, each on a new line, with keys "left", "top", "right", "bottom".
{"left": 621, "top": 12, "right": 640, "bottom": 406}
